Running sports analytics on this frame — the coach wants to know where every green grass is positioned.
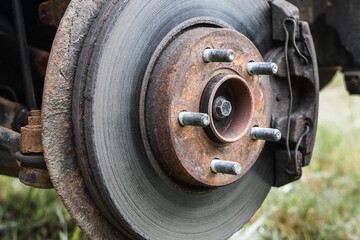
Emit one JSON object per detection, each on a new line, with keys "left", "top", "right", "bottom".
{"left": 0, "top": 177, "right": 85, "bottom": 239}
{"left": 1, "top": 72, "right": 359, "bottom": 239}
{"left": 232, "top": 72, "right": 360, "bottom": 240}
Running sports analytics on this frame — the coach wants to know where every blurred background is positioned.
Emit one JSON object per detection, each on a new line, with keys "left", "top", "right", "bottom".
{"left": 1, "top": 72, "right": 359, "bottom": 239}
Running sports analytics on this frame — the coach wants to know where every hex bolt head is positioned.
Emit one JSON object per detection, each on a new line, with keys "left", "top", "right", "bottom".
{"left": 211, "top": 159, "right": 242, "bottom": 175}
{"left": 247, "top": 62, "right": 278, "bottom": 75}
{"left": 213, "top": 97, "right": 232, "bottom": 120}
{"left": 178, "top": 112, "right": 210, "bottom": 127}
{"left": 251, "top": 127, "right": 281, "bottom": 142}
{"left": 203, "top": 49, "right": 235, "bottom": 63}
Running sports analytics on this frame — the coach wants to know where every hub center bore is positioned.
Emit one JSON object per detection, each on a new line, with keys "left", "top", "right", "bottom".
{"left": 143, "top": 27, "right": 272, "bottom": 188}
{"left": 200, "top": 74, "right": 254, "bottom": 143}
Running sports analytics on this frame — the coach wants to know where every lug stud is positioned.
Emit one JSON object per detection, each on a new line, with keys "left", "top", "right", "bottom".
{"left": 251, "top": 127, "right": 281, "bottom": 142}
{"left": 213, "top": 96, "right": 232, "bottom": 120}
{"left": 203, "top": 49, "right": 235, "bottom": 63}
{"left": 211, "top": 159, "right": 242, "bottom": 175}
{"left": 247, "top": 62, "right": 278, "bottom": 75}
{"left": 178, "top": 112, "right": 210, "bottom": 127}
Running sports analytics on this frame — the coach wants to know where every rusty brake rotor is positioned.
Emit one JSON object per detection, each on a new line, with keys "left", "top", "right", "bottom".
{"left": 42, "top": 0, "right": 318, "bottom": 239}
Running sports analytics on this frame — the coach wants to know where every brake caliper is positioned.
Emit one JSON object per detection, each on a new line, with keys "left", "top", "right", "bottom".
{"left": 267, "top": 0, "right": 319, "bottom": 186}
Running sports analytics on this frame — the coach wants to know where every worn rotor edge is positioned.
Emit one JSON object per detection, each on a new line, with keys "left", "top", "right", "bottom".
{"left": 41, "top": 0, "right": 124, "bottom": 239}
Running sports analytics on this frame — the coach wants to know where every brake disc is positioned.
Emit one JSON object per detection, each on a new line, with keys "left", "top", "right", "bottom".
{"left": 42, "top": 0, "right": 318, "bottom": 239}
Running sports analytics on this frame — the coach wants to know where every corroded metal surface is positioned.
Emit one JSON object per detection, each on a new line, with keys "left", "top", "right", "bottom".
{"left": 271, "top": 0, "right": 300, "bottom": 41}
{"left": 41, "top": 0, "right": 317, "bottom": 238}
{"left": 71, "top": 0, "right": 276, "bottom": 239}
{"left": 42, "top": 0, "right": 123, "bottom": 239}
{"left": 201, "top": 74, "right": 254, "bottom": 143}
{"left": 144, "top": 28, "right": 272, "bottom": 187}
{"left": 18, "top": 166, "right": 53, "bottom": 189}
{"left": 20, "top": 110, "right": 43, "bottom": 154}
{"left": 17, "top": 110, "right": 53, "bottom": 188}
{"left": 266, "top": 18, "right": 319, "bottom": 186}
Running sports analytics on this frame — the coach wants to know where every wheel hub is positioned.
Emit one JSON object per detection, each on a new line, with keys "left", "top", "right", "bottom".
{"left": 143, "top": 27, "right": 272, "bottom": 187}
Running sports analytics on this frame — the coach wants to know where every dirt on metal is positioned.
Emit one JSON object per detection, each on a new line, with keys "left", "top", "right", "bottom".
{"left": 19, "top": 165, "right": 53, "bottom": 189}
{"left": 42, "top": 0, "right": 124, "bottom": 239}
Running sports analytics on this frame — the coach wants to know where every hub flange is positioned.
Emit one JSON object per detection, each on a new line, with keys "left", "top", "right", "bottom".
{"left": 143, "top": 27, "right": 272, "bottom": 187}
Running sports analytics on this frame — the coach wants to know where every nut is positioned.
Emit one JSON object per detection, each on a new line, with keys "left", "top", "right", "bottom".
{"left": 213, "top": 97, "right": 232, "bottom": 120}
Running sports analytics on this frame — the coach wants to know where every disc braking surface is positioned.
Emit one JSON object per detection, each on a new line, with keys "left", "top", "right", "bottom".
{"left": 44, "top": 0, "right": 276, "bottom": 239}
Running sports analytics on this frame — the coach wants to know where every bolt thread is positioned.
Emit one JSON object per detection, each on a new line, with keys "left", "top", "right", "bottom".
{"left": 247, "top": 62, "right": 278, "bottom": 75}
{"left": 178, "top": 112, "right": 210, "bottom": 127}
{"left": 211, "top": 160, "right": 242, "bottom": 175}
{"left": 251, "top": 127, "right": 281, "bottom": 142}
{"left": 203, "top": 49, "right": 235, "bottom": 63}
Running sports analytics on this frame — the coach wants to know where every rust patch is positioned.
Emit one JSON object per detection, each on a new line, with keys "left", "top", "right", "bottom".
{"left": 200, "top": 74, "right": 254, "bottom": 143}
{"left": 20, "top": 110, "right": 43, "bottom": 154}
{"left": 17, "top": 110, "right": 53, "bottom": 189}
{"left": 41, "top": 0, "right": 125, "bottom": 238}
{"left": 19, "top": 166, "right": 53, "bottom": 189}
{"left": 144, "top": 28, "right": 272, "bottom": 187}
